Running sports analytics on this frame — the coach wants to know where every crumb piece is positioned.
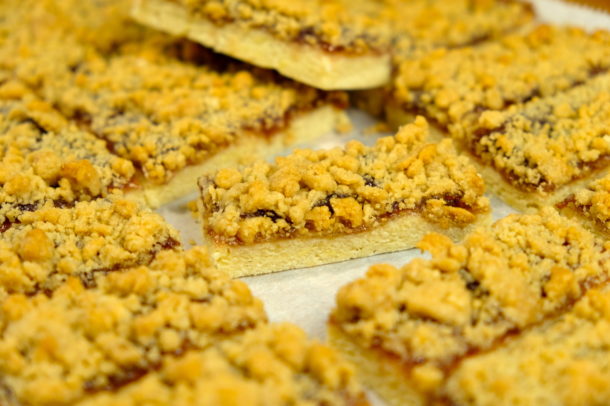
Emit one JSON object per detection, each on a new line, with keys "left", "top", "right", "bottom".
{"left": 199, "top": 117, "right": 489, "bottom": 245}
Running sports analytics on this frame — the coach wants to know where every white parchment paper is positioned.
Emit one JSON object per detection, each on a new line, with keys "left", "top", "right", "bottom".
{"left": 156, "top": 2, "right": 609, "bottom": 403}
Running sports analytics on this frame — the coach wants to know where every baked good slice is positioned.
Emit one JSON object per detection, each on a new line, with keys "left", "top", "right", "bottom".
{"left": 0, "top": 79, "right": 136, "bottom": 220}
{"left": 445, "top": 287, "right": 610, "bottom": 405}
{"left": 328, "top": 208, "right": 610, "bottom": 405}
{"left": 0, "top": 196, "right": 179, "bottom": 297}
{"left": 385, "top": 25, "right": 610, "bottom": 131}
{"left": 130, "top": 0, "right": 393, "bottom": 90}
{"left": 0, "top": 248, "right": 368, "bottom": 406}
{"left": 198, "top": 117, "right": 490, "bottom": 277}
{"left": 455, "top": 72, "right": 610, "bottom": 211}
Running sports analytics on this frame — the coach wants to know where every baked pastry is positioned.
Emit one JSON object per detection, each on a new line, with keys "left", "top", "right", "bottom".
{"left": 445, "top": 287, "right": 610, "bottom": 405}
{"left": 131, "top": 0, "right": 532, "bottom": 90}
{"left": 0, "top": 79, "right": 135, "bottom": 219}
{"left": 329, "top": 208, "right": 610, "bottom": 405}
{"left": 455, "top": 73, "right": 610, "bottom": 211}
{"left": 198, "top": 117, "right": 490, "bottom": 276}
{"left": 0, "top": 248, "right": 368, "bottom": 406}
{"left": 386, "top": 25, "right": 610, "bottom": 131}
{"left": 0, "top": 196, "right": 179, "bottom": 297}
{"left": 131, "top": 0, "right": 393, "bottom": 90}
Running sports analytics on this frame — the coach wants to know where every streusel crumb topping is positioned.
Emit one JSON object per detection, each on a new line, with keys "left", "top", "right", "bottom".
{"left": 0, "top": 197, "right": 180, "bottom": 296}
{"left": 559, "top": 172, "right": 610, "bottom": 233}
{"left": 331, "top": 208, "right": 610, "bottom": 393}
{"left": 0, "top": 79, "right": 135, "bottom": 220}
{"left": 446, "top": 287, "right": 610, "bottom": 405}
{"left": 394, "top": 26, "right": 610, "bottom": 127}
{"left": 199, "top": 117, "right": 489, "bottom": 245}
{"left": 461, "top": 73, "right": 610, "bottom": 192}
{"left": 0, "top": 248, "right": 365, "bottom": 406}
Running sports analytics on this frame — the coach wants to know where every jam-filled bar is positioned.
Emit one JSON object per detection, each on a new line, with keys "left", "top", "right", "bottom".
{"left": 329, "top": 208, "right": 610, "bottom": 405}
{"left": 198, "top": 117, "right": 490, "bottom": 276}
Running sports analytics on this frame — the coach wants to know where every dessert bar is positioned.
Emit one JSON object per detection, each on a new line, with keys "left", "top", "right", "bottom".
{"left": 198, "top": 117, "right": 490, "bottom": 276}
{"left": 329, "top": 208, "right": 610, "bottom": 405}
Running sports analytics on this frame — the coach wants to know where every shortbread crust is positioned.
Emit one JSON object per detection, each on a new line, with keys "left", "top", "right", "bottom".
{"left": 0, "top": 197, "right": 179, "bottom": 296}
{"left": 0, "top": 248, "right": 367, "bottom": 406}
{"left": 329, "top": 209, "right": 610, "bottom": 405}
{"left": 199, "top": 117, "right": 490, "bottom": 275}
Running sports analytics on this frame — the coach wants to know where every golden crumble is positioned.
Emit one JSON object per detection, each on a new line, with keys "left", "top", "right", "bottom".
{"left": 458, "top": 73, "right": 610, "bottom": 193}
{"left": 0, "top": 196, "right": 180, "bottom": 296}
{"left": 0, "top": 79, "right": 135, "bottom": 221}
{"left": 199, "top": 117, "right": 489, "bottom": 245}
{"left": 0, "top": 248, "right": 366, "bottom": 406}
{"left": 446, "top": 287, "right": 610, "bottom": 405}
{"left": 558, "top": 172, "right": 610, "bottom": 234}
{"left": 331, "top": 208, "right": 610, "bottom": 395}
{"left": 394, "top": 26, "right": 610, "bottom": 128}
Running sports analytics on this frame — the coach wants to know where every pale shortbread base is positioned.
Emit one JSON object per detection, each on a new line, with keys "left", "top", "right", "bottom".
{"left": 327, "top": 323, "right": 426, "bottom": 406}
{"left": 131, "top": 0, "right": 391, "bottom": 90}
{"left": 128, "top": 105, "right": 342, "bottom": 208}
{"left": 204, "top": 211, "right": 491, "bottom": 278}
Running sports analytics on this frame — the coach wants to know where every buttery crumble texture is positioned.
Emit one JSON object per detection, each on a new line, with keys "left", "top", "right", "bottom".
{"left": 0, "top": 197, "right": 180, "bottom": 296}
{"left": 394, "top": 26, "right": 610, "bottom": 128}
{"left": 0, "top": 79, "right": 135, "bottom": 220}
{"left": 446, "top": 287, "right": 610, "bottom": 405}
{"left": 331, "top": 208, "right": 610, "bottom": 395}
{"left": 558, "top": 172, "right": 610, "bottom": 235}
{"left": 460, "top": 73, "right": 610, "bottom": 193}
{"left": 199, "top": 117, "right": 489, "bottom": 245}
{"left": 0, "top": 248, "right": 366, "bottom": 406}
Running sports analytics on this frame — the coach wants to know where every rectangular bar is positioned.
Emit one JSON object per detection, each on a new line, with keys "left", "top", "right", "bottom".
{"left": 198, "top": 117, "right": 490, "bottom": 276}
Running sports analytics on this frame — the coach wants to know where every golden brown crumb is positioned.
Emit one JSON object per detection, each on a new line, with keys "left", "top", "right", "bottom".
{"left": 458, "top": 73, "right": 610, "bottom": 193}
{"left": 0, "top": 79, "right": 135, "bottom": 221}
{"left": 394, "top": 26, "right": 610, "bottom": 128}
{"left": 558, "top": 172, "right": 610, "bottom": 235}
{"left": 199, "top": 117, "right": 489, "bottom": 245}
{"left": 0, "top": 248, "right": 366, "bottom": 406}
{"left": 0, "top": 197, "right": 180, "bottom": 296}
{"left": 331, "top": 208, "right": 610, "bottom": 396}
{"left": 446, "top": 287, "right": 610, "bottom": 405}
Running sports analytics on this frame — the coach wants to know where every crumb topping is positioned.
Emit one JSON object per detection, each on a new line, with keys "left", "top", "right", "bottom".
{"left": 0, "top": 80, "right": 135, "bottom": 220}
{"left": 394, "top": 26, "right": 610, "bottom": 128}
{"left": 0, "top": 249, "right": 365, "bottom": 406}
{"left": 461, "top": 73, "right": 610, "bottom": 192}
{"left": 0, "top": 197, "right": 180, "bottom": 296}
{"left": 446, "top": 287, "right": 610, "bottom": 405}
{"left": 199, "top": 117, "right": 489, "bottom": 245}
{"left": 560, "top": 172, "right": 610, "bottom": 233}
{"left": 331, "top": 208, "right": 610, "bottom": 394}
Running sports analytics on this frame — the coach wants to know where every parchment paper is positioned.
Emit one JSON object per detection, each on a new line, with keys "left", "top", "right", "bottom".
{"left": 156, "top": 2, "right": 609, "bottom": 403}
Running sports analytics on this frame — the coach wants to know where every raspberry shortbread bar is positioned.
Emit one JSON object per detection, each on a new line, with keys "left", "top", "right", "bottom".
{"left": 198, "top": 117, "right": 490, "bottom": 276}
{"left": 329, "top": 208, "right": 610, "bottom": 405}
{"left": 457, "top": 73, "right": 610, "bottom": 210}
{"left": 0, "top": 197, "right": 179, "bottom": 297}
{"left": 0, "top": 248, "right": 368, "bottom": 406}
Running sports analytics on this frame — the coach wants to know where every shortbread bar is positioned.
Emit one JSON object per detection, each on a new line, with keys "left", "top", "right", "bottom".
{"left": 0, "top": 79, "right": 135, "bottom": 220}
{"left": 445, "top": 287, "right": 610, "bottom": 405}
{"left": 0, "top": 248, "right": 368, "bottom": 406}
{"left": 388, "top": 25, "right": 610, "bottom": 131}
{"left": 457, "top": 73, "right": 610, "bottom": 210}
{"left": 329, "top": 208, "right": 610, "bottom": 405}
{"left": 0, "top": 197, "right": 179, "bottom": 297}
{"left": 198, "top": 117, "right": 490, "bottom": 276}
